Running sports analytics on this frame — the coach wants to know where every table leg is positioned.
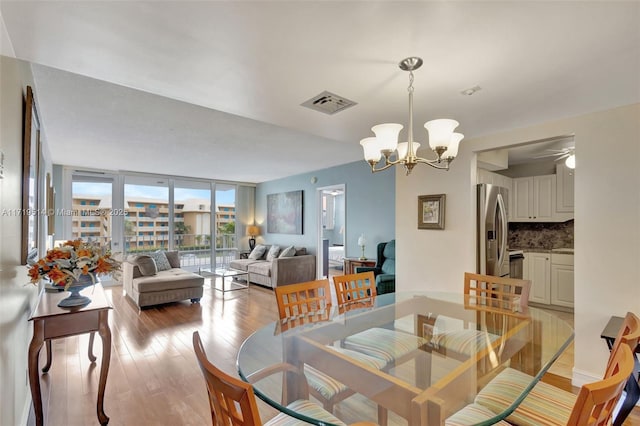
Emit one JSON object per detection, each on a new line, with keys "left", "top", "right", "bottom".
{"left": 88, "top": 331, "right": 97, "bottom": 362}
{"left": 41, "top": 339, "right": 53, "bottom": 373}
{"left": 28, "top": 320, "right": 45, "bottom": 426}
{"left": 97, "top": 311, "right": 111, "bottom": 425}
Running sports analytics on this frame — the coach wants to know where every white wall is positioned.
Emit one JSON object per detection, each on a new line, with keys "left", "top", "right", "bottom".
{"left": 396, "top": 103, "right": 640, "bottom": 385}
{"left": 0, "top": 55, "right": 45, "bottom": 426}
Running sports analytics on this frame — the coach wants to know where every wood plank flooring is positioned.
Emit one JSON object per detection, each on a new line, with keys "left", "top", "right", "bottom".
{"left": 28, "top": 281, "right": 639, "bottom": 425}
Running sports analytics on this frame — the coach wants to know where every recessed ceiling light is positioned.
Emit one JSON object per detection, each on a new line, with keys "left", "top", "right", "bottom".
{"left": 460, "top": 85, "right": 482, "bottom": 96}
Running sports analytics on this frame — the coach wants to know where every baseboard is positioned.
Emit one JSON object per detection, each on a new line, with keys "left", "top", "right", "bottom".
{"left": 21, "top": 393, "right": 32, "bottom": 426}
{"left": 571, "top": 367, "right": 599, "bottom": 388}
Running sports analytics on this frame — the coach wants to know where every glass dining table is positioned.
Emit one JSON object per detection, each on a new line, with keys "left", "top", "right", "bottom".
{"left": 237, "top": 292, "right": 574, "bottom": 426}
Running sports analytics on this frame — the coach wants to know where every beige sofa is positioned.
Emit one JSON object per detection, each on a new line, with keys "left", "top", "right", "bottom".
{"left": 229, "top": 246, "right": 316, "bottom": 288}
{"left": 123, "top": 251, "right": 204, "bottom": 308}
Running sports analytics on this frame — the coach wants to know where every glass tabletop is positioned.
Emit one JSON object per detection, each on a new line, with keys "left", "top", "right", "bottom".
{"left": 237, "top": 292, "right": 574, "bottom": 425}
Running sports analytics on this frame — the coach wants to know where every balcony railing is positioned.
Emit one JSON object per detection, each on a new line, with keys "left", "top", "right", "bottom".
{"left": 124, "top": 232, "right": 238, "bottom": 272}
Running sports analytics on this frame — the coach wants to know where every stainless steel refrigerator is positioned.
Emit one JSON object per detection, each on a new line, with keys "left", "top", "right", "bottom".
{"left": 477, "top": 184, "right": 510, "bottom": 277}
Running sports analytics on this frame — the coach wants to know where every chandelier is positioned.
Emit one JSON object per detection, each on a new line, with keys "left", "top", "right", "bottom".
{"left": 360, "top": 57, "right": 464, "bottom": 175}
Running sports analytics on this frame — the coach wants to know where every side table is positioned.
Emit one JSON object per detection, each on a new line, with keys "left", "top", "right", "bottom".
{"left": 29, "top": 284, "right": 112, "bottom": 426}
{"left": 600, "top": 315, "right": 640, "bottom": 426}
{"left": 343, "top": 257, "right": 376, "bottom": 275}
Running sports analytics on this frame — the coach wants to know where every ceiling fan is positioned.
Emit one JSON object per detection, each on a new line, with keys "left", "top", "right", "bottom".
{"left": 533, "top": 147, "right": 575, "bottom": 169}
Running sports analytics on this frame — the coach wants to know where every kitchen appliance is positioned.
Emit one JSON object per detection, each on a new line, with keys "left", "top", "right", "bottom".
{"left": 509, "top": 250, "right": 524, "bottom": 279}
{"left": 477, "top": 184, "right": 510, "bottom": 277}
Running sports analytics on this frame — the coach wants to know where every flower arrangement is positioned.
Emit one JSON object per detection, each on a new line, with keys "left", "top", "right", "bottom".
{"left": 28, "top": 239, "right": 121, "bottom": 290}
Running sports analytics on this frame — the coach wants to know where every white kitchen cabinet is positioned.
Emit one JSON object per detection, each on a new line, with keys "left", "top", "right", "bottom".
{"left": 512, "top": 175, "right": 556, "bottom": 222}
{"left": 555, "top": 163, "right": 575, "bottom": 219}
{"left": 551, "top": 253, "right": 574, "bottom": 308}
{"left": 524, "top": 252, "right": 551, "bottom": 305}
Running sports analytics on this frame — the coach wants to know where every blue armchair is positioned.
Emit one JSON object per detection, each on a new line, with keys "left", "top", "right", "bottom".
{"left": 355, "top": 240, "right": 395, "bottom": 294}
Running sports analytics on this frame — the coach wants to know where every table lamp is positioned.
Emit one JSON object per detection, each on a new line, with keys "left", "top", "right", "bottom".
{"left": 247, "top": 225, "right": 260, "bottom": 250}
{"left": 358, "top": 233, "right": 366, "bottom": 260}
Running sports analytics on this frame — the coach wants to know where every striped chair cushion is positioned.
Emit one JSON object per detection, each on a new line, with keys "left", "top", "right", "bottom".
{"left": 304, "top": 365, "right": 349, "bottom": 401}
{"left": 445, "top": 402, "right": 511, "bottom": 426}
{"left": 344, "top": 327, "right": 427, "bottom": 363}
{"left": 475, "top": 367, "right": 576, "bottom": 426}
{"left": 265, "top": 399, "right": 347, "bottom": 426}
{"left": 330, "top": 346, "right": 388, "bottom": 370}
{"left": 432, "top": 329, "right": 500, "bottom": 356}
{"left": 304, "top": 347, "right": 387, "bottom": 400}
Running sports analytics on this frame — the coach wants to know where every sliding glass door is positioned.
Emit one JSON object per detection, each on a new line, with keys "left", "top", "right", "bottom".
{"left": 123, "top": 176, "right": 169, "bottom": 255}
{"left": 174, "top": 180, "right": 212, "bottom": 272}
{"left": 215, "top": 183, "right": 237, "bottom": 268}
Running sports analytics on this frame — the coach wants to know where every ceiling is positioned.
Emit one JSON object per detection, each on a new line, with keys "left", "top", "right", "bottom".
{"left": 1, "top": 2, "right": 639, "bottom": 183}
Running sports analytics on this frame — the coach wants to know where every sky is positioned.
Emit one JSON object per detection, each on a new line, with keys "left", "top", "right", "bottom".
{"left": 72, "top": 182, "right": 235, "bottom": 204}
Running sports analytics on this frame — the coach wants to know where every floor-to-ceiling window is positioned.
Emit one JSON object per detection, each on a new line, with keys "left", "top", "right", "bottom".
{"left": 60, "top": 167, "right": 250, "bottom": 277}
{"left": 71, "top": 174, "right": 115, "bottom": 248}
{"left": 174, "top": 180, "right": 212, "bottom": 271}
{"left": 123, "top": 176, "right": 169, "bottom": 255}
{"left": 215, "top": 183, "right": 237, "bottom": 268}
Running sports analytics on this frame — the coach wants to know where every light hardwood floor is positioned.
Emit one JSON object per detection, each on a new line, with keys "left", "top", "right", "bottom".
{"left": 28, "top": 281, "right": 639, "bottom": 425}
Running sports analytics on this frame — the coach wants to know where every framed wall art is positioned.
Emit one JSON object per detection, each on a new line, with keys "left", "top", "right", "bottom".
{"left": 267, "top": 190, "right": 303, "bottom": 234}
{"left": 418, "top": 194, "right": 445, "bottom": 230}
{"left": 21, "top": 86, "right": 41, "bottom": 264}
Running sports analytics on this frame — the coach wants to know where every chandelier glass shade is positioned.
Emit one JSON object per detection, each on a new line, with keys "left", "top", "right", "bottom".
{"left": 361, "top": 57, "right": 464, "bottom": 175}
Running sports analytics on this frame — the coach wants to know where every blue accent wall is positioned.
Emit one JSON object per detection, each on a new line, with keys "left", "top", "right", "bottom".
{"left": 255, "top": 161, "right": 395, "bottom": 258}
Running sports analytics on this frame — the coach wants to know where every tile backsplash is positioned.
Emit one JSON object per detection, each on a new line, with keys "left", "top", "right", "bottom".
{"left": 508, "top": 220, "right": 574, "bottom": 250}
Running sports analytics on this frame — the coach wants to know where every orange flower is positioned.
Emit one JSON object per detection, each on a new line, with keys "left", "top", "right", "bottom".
{"left": 64, "top": 240, "right": 82, "bottom": 249}
{"left": 82, "top": 265, "right": 89, "bottom": 275}
{"left": 28, "top": 265, "right": 41, "bottom": 283}
{"left": 46, "top": 249, "right": 71, "bottom": 261}
{"left": 94, "top": 258, "right": 113, "bottom": 274}
{"left": 47, "top": 267, "right": 68, "bottom": 285}
{"left": 76, "top": 249, "right": 92, "bottom": 258}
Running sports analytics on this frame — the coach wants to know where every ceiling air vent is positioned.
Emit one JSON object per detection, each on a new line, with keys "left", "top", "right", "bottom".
{"left": 301, "top": 91, "right": 357, "bottom": 115}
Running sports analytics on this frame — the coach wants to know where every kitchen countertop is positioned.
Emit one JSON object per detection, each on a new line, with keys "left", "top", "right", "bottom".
{"left": 510, "top": 247, "right": 574, "bottom": 255}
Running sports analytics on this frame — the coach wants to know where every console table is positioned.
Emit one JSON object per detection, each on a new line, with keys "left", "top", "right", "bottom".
{"left": 28, "top": 284, "right": 112, "bottom": 426}
{"left": 343, "top": 257, "right": 376, "bottom": 275}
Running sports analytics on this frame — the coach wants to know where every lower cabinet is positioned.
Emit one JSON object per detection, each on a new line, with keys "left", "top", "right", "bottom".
{"left": 550, "top": 254, "right": 574, "bottom": 308}
{"left": 524, "top": 253, "right": 551, "bottom": 305}
{"left": 523, "top": 252, "right": 574, "bottom": 309}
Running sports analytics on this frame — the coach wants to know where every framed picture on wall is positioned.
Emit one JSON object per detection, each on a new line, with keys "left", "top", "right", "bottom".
{"left": 418, "top": 194, "right": 445, "bottom": 230}
{"left": 21, "top": 86, "right": 41, "bottom": 264}
{"left": 267, "top": 190, "right": 303, "bottom": 234}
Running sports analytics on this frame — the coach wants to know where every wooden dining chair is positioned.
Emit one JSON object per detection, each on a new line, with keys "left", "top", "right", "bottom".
{"left": 333, "top": 271, "right": 377, "bottom": 312}
{"left": 420, "top": 273, "right": 532, "bottom": 360}
{"left": 446, "top": 343, "right": 634, "bottom": 426}
{"left": 193, "top": 331, "right": 367, "bottom": 426}
{"left": 333, "top": 271, "right": 428, "bottom": 366}
{"left": 447, "top": 311, "right": 640, "bottom": 426}
{"left": 273, "top": 280, "right": 387, "bottom": 416}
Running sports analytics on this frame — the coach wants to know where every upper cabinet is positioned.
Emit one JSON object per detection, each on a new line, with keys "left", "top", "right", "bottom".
{"left": 555, "top": 163, "right": 574, "bottom": 214}
{"left": 512, "top": 175, "right": 555, "bottom": 221}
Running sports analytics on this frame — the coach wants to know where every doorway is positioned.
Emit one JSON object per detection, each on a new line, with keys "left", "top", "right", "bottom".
{"left": 316, "top": 184, "right": 346, "bottom": 279}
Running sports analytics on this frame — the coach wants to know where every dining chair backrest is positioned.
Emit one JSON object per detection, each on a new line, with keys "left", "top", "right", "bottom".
{"left": 333, "top": 271, "right": 377, "bottom": 311}
{"left": 274, "top": 279, "right": 332, "bottom": 320}
{"left": 567, "top": 343, "right": 634, "bottom": 425}
{"left": 464, "top": 272, "right": 531, "bottom": 313}
{"left": 192, "top": 331, "right": 262, "bottom": 426}
{"left": 607, "top": 311, "right": 640, "bottom": 371}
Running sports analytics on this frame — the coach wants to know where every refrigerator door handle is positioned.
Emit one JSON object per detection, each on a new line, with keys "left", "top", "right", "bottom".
{"left": 496, "top": 193, "right": 508, "bottom": 274}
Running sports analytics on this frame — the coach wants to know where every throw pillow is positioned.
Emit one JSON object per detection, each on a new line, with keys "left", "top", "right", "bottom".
{"left": 279, "top": 245, "right": 297, "bottom": 258}
{"left": 266, "top": 245, "right": 281, "bottom": 261}
{"left": 248, "top": 244, "right": 267, "bottom": 260}
{"left": 134, "top": 255, "right": 157, "bottom": 276}
{"left": 164, "top": 251, "right": 181, "bottom": 269}
{"left": 149, "top": 251, "right": 172, "bottom": 271}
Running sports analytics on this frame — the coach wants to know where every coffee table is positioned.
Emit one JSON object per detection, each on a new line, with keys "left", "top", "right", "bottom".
{"left": 199, "top": 267, "right": 250, "bottom": 293}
